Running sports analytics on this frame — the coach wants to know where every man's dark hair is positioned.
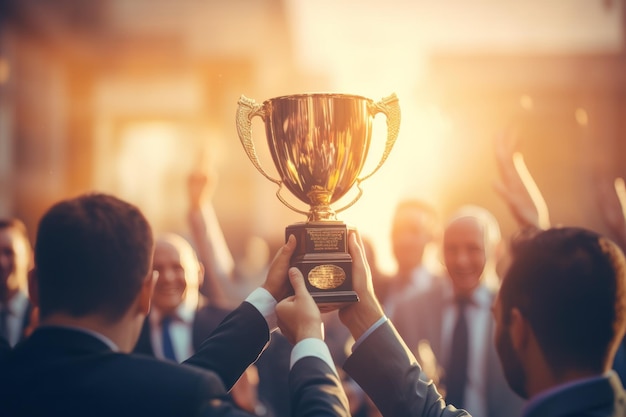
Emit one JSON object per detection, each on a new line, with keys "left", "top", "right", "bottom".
{"left": 34, "top": 193, "right": 154, "bottom": 321}
{"left": 500, "top": 227, "right": 626, "bottom": 376}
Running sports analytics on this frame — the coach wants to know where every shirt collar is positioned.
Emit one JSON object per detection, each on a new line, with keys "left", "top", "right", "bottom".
{"left": 442, "top": 279, "right": 493, "bottom": 308}
{"left": 1, "top": 290, "right": 29, "bottom": 316}
{"left": 150, "top": 303, "right": 195, "bottom": 325}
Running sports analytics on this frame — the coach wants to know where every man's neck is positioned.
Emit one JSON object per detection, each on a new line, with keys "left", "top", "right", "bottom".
{"left": 40, "top": 312, "right": 140, "bottom": 353}
{"left": 528, "top": 367, "right": 604, "bottom": 400}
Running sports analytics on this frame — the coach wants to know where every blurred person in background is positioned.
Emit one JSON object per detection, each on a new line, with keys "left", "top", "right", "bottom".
{"left": 187, "top": 165, "right": 242, "bottom": 306}
{"left": 132, "top": 233, "right": 274, "bottom": 416}
{"left": 185, "top": 166, "right": 292, "bottom": 416}
{"left": 0, "top": 218, "right": 35, "bottom": 348}
{"left": 382, "top": 199, "right": 441, "bottom": 318}
{"left": 493, "top": 126, "right": 626, "bottom": 386}
{"left": 392, "top": 205, "right": 525, "bottom": 417}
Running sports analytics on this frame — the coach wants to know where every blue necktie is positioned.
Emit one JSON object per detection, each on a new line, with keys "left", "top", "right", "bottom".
{"left": 446, "top": 298, "right": 469, "bottom": 408}
{"left": 0, "top": 306, "right": 10, "bottom": 344}
{"left": 161, "top": 315, "right": 177, "bottom": 362}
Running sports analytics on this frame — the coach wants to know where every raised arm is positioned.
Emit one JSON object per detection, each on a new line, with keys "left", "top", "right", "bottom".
{"left": 595, "top": 176, "right": 626, "bottom": 251}
{"left": 493, "top": 128, "right": 550, "bottom": 230}
{"left": 187, "top": 168, "right": 241, "bottom": 308}
{"left": 339, "top": 232, "right": 469, "bottom": 417}
{"left": 275, "top": 267, "right": 350, "bottom": 417}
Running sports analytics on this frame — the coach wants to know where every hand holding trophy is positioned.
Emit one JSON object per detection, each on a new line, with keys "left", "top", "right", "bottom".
{"left": 236, "top": 93, "right": 400, "bottom": 311}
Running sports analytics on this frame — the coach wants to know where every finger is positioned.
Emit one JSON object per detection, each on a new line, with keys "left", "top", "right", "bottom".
{"left": 348, "top": 231, "right": 366, "bottom": 267}
{"left": 268, "top": 235, "right": 297, "bottom": 270}
{"left": 279, "top": 234, "right": 297, "bottom": 259}
{"left": 288, "top": 267, "right": 308, "bottom": 296}
{"left": 614, "top": 177, "right": 626, "bottom": 208}
{"left": 277, "top": 295, "right": 296, "bottom": 307}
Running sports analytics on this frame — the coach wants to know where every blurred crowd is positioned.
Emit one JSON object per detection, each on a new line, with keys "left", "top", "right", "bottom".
{"left": 0, "top": 126, "right": 625, "bottom": 417}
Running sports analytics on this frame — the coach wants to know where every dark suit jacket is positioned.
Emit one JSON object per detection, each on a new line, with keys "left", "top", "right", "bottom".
{"left": 134, "top": 304, "right": 292, "bottom": 417}
{"left": 0, "top": 301, "right": 349, "bottom": 417}
{"left": 343, "top": 317, "right": 626, "bottom": 417}
{"left": 133, "top": 304, "right": 232, "bottom": 358}
{"left": 523, "top": 372, "right": 626, "bottom": 417}
{"left": 344, "top": 320, "right": 469, "bottom": 417}
{"left": 392, "top": 281, "right": 524, "bottom": 417}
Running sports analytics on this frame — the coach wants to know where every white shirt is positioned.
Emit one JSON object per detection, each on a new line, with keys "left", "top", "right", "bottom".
{"left": 149, "top": 303, "right": 196, "bottom": 362}
{"left": 0, "top": 291, "right": 30, "bottom": 347}
{"left": 246, "top": 287, "right": 338, "bottom": 376}
{"left": 147, "top": 288, "right": 339, "bottom": 376}
{"left": 441, "top": 282, "right": 492, "bottom": 417}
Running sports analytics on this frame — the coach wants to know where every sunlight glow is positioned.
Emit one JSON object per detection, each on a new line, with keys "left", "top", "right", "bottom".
{"left": 116, "top": 121, "right": 195, "bottom": 232}
{"left": 341, "top": 103, "right": 451, "bottom": 274}
{"left": 0, "top": 58, "right": 9, "bottom": 85}
{"left": 575, "top": 108, "right": 589, "bottom": 126}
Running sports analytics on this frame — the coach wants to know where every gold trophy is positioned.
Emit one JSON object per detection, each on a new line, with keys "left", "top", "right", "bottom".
{"left": 236, "top": 93, "right": 400, "bottom": 310}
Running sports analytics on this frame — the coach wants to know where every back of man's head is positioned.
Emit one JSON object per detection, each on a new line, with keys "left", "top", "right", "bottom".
{"left": 35, "top": 193, "right": 154, "bottom": 322}
{"left": 500, "top": 227, "right": 626, "bottom": 377}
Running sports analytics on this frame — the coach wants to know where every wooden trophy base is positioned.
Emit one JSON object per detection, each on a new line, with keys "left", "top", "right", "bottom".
{"left": 286, "top": 222, "right": 359, "bottom": 312}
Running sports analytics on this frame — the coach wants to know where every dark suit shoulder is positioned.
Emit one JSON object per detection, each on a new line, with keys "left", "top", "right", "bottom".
{"left": 0, "top": 328, "right": 240, "bottom": 417}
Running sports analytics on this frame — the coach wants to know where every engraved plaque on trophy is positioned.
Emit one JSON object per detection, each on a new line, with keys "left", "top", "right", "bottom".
{"left": 236, "top": 93, "right": 400, "bottom": 310}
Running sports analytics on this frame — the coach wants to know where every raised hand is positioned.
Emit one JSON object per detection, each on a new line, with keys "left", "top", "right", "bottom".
{"left": 493, "top": 127, "right": 550, "bottom": 230}
{"left": 595, "top": 176, "right": 626, "bottom": 250}
{"left": 262, "top": 235, "right": 297, "bottom": 302}
{"left": 187, "top": 168, "right": 217, "bottom": 210}
{"left": 276, "top": 267, "right": 324, "bottom": 345}
{"left": 338, "top": 232, "right": 385, "bottom": 342}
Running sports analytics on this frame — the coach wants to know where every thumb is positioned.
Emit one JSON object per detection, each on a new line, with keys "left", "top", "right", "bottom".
{"left": 288, "top": 267, "right": 308, "bottom": 296}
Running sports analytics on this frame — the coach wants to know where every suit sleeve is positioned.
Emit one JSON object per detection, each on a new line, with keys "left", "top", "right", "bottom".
{"left": 289, "top": 356, "right": 351, "bottom": 417}
{"left": 184, "top": 301, "right": 270, "bottom": 390}
{"left": 343, "top": 321, "right": 470, "bottom": 417}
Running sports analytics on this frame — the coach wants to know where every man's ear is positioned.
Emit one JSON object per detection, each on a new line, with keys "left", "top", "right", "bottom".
{"left": 509, "top": 307, "right": 530, "bottom": 351}
{"left": 28, "top": 268, "right": 39, "bottom": 307}
{"left": 137, "top": 271, "right": 157, "bottom": 316}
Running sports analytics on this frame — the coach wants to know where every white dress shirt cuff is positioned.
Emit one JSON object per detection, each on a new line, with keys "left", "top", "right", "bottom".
{"left": 245, "top": 287, "right": 278, "bottom": 332}
{"left": 291, "top": 337, "right": 338, "bottom": 377}
{"left": 352, "top": 316, "right": 388, "bottom": 352}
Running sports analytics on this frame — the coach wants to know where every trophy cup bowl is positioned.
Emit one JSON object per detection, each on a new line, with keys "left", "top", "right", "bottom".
{"left": 236, "top": 93, "right": 400, "bottom": 311}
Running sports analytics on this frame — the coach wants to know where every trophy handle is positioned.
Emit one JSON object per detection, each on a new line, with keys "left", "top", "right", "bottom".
{"left": 236, "top": 95, "right": 310, "bottom": 217}
{"left": 236, "top": 95, "right": 282, "bottom": 186}
{"left": 335, "top": 93, "right": 401, "bottom": 215}
{"left": 360, "top": 93, "right": 401, "bottom": 182}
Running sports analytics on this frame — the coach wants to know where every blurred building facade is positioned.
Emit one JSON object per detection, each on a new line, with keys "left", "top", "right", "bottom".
{"left": 1, "top": 0, "right": 626, "bottom": 263}
{"left": 0, "top": 0, "right": 319, "bottom": 253}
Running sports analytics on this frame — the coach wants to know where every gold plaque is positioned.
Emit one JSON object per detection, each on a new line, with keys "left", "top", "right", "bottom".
{"left": 308, "top": 264, "right": 346, "bottom": 290}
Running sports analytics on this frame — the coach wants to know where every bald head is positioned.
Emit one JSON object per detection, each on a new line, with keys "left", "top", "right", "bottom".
{"left": 151, "top": 234, "right": 203, "bottom": 315}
